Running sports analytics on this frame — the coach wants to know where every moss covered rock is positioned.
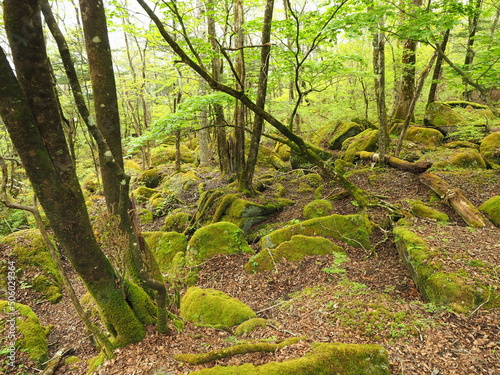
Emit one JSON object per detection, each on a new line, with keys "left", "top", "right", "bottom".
{"left": 187, "top": 342, "right": 389, "bottom": 375}
{"left": 138, "top": 208, "right": 154, "bottom": 224}
{"left": 163, "top": 212, "right": 192, "bottom": 233}
{"left": 132, "top": 186, "right": 159, "bottom": 203}
{"left": 1, "top": 229, "right": 62, "bottom": 303}
{"left": 479, "top": 196, "right": 500, "bottom": 227}
{"left": 81, "top": 172, "right": 99, "bottom": 193}
{"left": 409, "top": 200, "right": 449, "bottom": 223}
{"left": 258, "top": 145, "right": 286, "bottom": 169}
{"left": 313, "top": 121, "right": 362, "bottom": 150}
{"left": 405, "top": 127, "right": 444, "bottom": 148}
{"left": 151, "top": 144, "right": 195, "bottom": 166}
{"left": 479, "top": 131, "right": 500, "bottom": 169}
{"left": 394, "top": 226, "right": 500, "bottom": 312}
{"left": 137, "top": 168, "right": 162, "bottom": 188}
{"left": 424, "top": 102, "right": 466, "bottom": 128}
{"left": 144, "top": 231, "right": 188, "bottom": 272}
{"left": 246, "top": 235, "right": 345, "bottom": 273}
{"left": 419, "top": 148, "right": 487, "bottom": 170}
{"left": 186, "top": 222, "right": 253, "bottom": 265}
{"left": 180, "top": 287, "right": 256, "bottom": 328}
{"left": 0, "top": 301, "right": 49, "bottom": 364}
{"left": 303, "top": 199, "right": 333, "bottom": 220}
{"left": 260, "top": 214, "right": 372, "bottom": 251}
{"left": 162, "top": 170, "right": 201, "bottom": 194}
{"left": 342, "top": 129, "right": 379, "bottom": 163}
{"left": 215, "top": 195, "right": 294, "bottom": 232}
{"left": 234, "top": 318, "right": 268, "bottom": 336}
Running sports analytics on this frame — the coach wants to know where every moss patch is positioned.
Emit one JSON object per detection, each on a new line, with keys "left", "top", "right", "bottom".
{"left": 419, "top": 148, "right": 487, "bottom": 171}
{"left": 132, "top": 186, "right": 159, "bottom": 203}
{"left": 180, "top": 287, "right": 256, "bottom": 329}
{"left": 187, "top": 342, "right": 389, "bottom": 375}
{"left": 303, "top": 199, "right": 333, "bottom": 220}
{"left": 246, "top": 235, "right": 345, "bottom": 273}
{"left": 405, "top": 127, "right": 444, "bottom": 148}
{"left": 235, "top": 318, "right": 268, "bottom": 336}
{"left": 479, "top": 196, "right": 500, "bottom": 227}
{"left": 1, "top": 229, "right": 62, "bottom": 303}
{"left": 186, "top": 222, "right": 253, "bottom": 266}
{"left": 342, "top": 129, "right": 379, "bottom": 163}
{"left": 260, "top": 214, "right": 372, "bottom": 251}
{"left": 424, "top": 102, "right": 466, "bottom": 127}
{"left": 144, "top": 231, "right": 188, "bottom": 272}
{"left": 479, "top": 131, "right": 500, "bottom": 169}
{"left": 409, "top": 200, "right": 449, "bottom": 223}
{"left": 0, "top": 301, "right": 49, "bottom": 364}
{"left": 163, "top": 212, "right": 192, "bottom": 233}
{"left": 137, "top": 168, "right": 162, "bottom": 188}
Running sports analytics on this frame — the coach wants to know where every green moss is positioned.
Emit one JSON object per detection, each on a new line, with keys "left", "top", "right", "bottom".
{"left": 342, "top": 129, "right": 379, "bottom": 163}
{"left": 0, "top": 301, "right": 49, "bottom": 364}
{"left": 326, "top": 121, "right": 363, "bottom": 150}
{"left": 132, "top": 186, "right": 159, "bottom": 203}
{"left": 87, "top": 351, "right": 107, "bottom": 375}
{"left": 161, "top": 170, "right": 201, "bottom": 194}
{"left": 303, "top": 199, "right": 333, "bottom": 220}
{"left": 274, "top": 143, "right": 291, "bottom": 161}
{"left": 124, "top": 159, "right": 143, "bottom": 173}
{"left": 0, "top": 206, "right": 29, "bottom": 237}
{"left": 260, "top": 214, "right": 372, "bottom": 251}
{"left": 258, "top": 145, "right": 286, "bottom": 169}
{"left": 65, "top": 355, "right": 81, "bottom": 365}
{"left": 298, "top": 173, "right": 324, "bottom": 188}
{"left": 187, "top": 342, "right": 389, "bottom": 375}
{"left": 246, "top": 235, "right": 345, "bottom": 273}
{"left": 163, "top": 212, "right": 192, "bottom": 232}
{"left": 137, "top": 168, "right": 162, "bottom": 188}
{"left": 124, "top": 280, "right": 157, "bottom": 325}
{"left": 409, "top": 200, "right": 449, "bottom": 222}
{"left": 144, "top": 231, "right": 188, "bottom": 272}
{"left": 424, "top": 102, "right": 466, "bottom": 127}
{"left": 444, "top": 141, "right": 479, "bottom": 149}
{"left": 82, "top": 172, "right": 99, "bottom": 193}
{"left": 138, "top": 208, "right": 154, "bottom": 224}
{"left": 186, "top": 222, "right": 253, "bottom": 266}
{"left": 479, "top": 131, "right": 500, "bottom": 169}
{"left": 235, "top": 318, "right": 268, "bottom": 336}
{"left": 405, "top": 127, "right": 444, "bottom": 148}
{"left": 479, "top": 196, "right": 500, "bottom": 226}
{"left": 151, "top": 144, "right": 195, "bottom": 166}
{"left": 420, "top": 148, "right": 487, "bottom": 170}
{"left": 180, "top": 287, "right": 256, "bottom": 328}
{"left": 1, "top": 229, "right": 62, "bottom": 303}
{"left": 393, "top": 226, "right": 500, "bottom": 311}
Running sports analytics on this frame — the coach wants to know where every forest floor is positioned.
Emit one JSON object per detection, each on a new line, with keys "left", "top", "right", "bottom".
{"left": 2, "top": 164, "right": 500, "bottom": 375}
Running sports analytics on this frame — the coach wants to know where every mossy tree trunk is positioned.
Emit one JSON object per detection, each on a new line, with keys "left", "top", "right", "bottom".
{"left": 0, "top": 0, "right": 145, "bottom": 346}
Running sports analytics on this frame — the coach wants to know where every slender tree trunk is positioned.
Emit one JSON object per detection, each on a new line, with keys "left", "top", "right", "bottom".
{"left": 463, "top": 0, "right": 483, "bottom": 101}
{"left": 427, "top": 29, "right": 450, "bottom": 105}
{"left": 239, "top": 0, "right": 274, "bottom": 195}
{"left": 1, "top": 0, "right": 145, "bottom": 346}
{"left": 372, "top": 23, "right": 388, "bottom": 164}
{"left": 233, "top": 0, "right": 246, "bottom": 175}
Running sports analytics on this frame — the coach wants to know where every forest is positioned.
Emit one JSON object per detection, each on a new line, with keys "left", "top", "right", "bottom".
{"left": 0, "top": 0, "right": 499, "bottom": 374}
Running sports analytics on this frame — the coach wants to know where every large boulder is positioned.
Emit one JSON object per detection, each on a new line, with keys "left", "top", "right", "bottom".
{"left": 180, "top": 287, "right": 256, "bottom": 328}
{"left": 480, "top": 132, "right": 500, "bottom": 169}
{"left": 186, "top": 222, "right": 253, "bottom": 265}
{"left": 303, "top": 199, "right": 333, "bottom": 220}
{"left": 479, "top": 196, "right": 500, "bottom": 227}
{"left": 424, "top": 101, "right": 466, "bottom": 133}
{"left": 260, "top": 214, "right": 372, "bottom": 251}
{"left": 405, "top": 126, "right": 444, "bottom": 149}
{"left": 143, "top": 231, "right": 187, "bottom": 272}
{"left": 245, "top": 235, "right": 345, "bottom": 273}
{"left": 418, "top": 148, "right": 487, "bottom": 170}
{"left": 342, "top": 129, "right": 379, "bottom": 163}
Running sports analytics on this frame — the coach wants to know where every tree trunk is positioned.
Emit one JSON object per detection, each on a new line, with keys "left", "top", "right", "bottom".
{"left": 233, "top": 0, "right": 246, "bottom": 175}
{"left": 0, "top": 0, "right": 145, "bottom": 346}
{"left": 238, "top": 0, "right": 274, "bottom": 195}
{"left": 372, "top": 23, "right": 388, "bottom": 164}
{"left": 463, "top": 0, "right": 483, "bottom": 101}
{"left": 427, "top": 29, "right": 450, "bottom": 105}
{"left": 420, "top": 173, "right": 494, "bottom": 228}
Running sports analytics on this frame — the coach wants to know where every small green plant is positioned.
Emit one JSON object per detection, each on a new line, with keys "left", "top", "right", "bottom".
{"left": 322, "top": 253, "right": 349, "bottom": 274}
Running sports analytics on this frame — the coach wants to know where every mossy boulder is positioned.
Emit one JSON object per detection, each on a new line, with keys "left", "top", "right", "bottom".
{"left": 187, "top": 342, "right": 389, "bottom": 375}
{"left": 234, "top": 318, "right": 268, "bottom": 336}
{"left": 1, "top": 229, "right": 62, "bottom": 303}
{"left": 444, "top": 140, "right": 479, "bottom": 149}
{"left": 274, "top": 143, "right": 291, "bottom": 161}
{"left": 405, "top": 126, "right": 444, "bottom": 148}
{"left": 180, "top": 287, "right": 256, "bottom": 328}
{"left": 144, "top": 231, "right": 188, "bottom": 272}
{"left": 479, "top": 196, "right": 500, "bottom": 227}
{"left": 424, "top": 102, "right": 466, "bottom": 129}
{"left": 137, "top": 168, "right": 162, "bottom": 188}
{"left": 393, "top": 226, "right": 500, "bottom": 312}
{"left": 342, "top": 129, "right": 379, "bottom": 163}
{"left": 303, "top": 199, "right": 333, "bottom": 220}
{"left": 479, "top": 131, "right": 500, "bottom": 169}
{"left": 124, "top": 159, "right": 143, "bottom": 174}
{"left": 138, "top": 208, "right": 154, "bottom": 224}
{"left": 132, "top": 186, "right": 159, "bottom": 203}
{"left": 163, "top": 212, "right": 192, "bottom": 233}
{"left": 161, "top": 170, "right": 201, "bottom": 194}
{"left": 419, "top": 148, "right": 487, "bottom": 170}
{"left": 81, "top": 173, "right": 99, "bottom": 193}
{"left": 246, "top": 235, "right": 345, "bottom": 273}
{"left": 151, "top": 144, "right": 195, "bottom": 166}
{"left": 260, "top": 214, "right": 372, "bottom": 251}
{"left": 409, "top": 200, "right": 449, "bottom": 223}
{"left": 258, "top": 145, "right": 286, "bottom": 169}
{"left": 186, "top": 222, "right": 254, "bottom": 266}
{"left": 215, "top": 195, "right": 294, "bottom": 232}
{"left": 313, "top": 121, "right": 362, "bottom": 150}
{"left": 0, "top": 301, "right": 49, "bottom": 364}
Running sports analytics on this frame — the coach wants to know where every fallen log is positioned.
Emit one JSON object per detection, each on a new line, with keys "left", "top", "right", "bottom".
{"left": 356, "top": 151, "right": 432, "bottom": 173}
{"left": 420, "top": 173, "right": 494, "bottom": 228}
{"left": 40, "top": 347, "right": 72, "bottom": 375}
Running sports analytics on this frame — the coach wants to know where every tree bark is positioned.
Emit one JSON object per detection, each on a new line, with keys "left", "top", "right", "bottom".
{"left": 1, "top": 0, "right": 145, "bottom": 346}
{"left": 427, "top": 29, "right": 450, "bottom": 105}
{"left": 372, "top": 22, "right": 388, "bottom": 164}
{"left": 420, "top": 173, "right": 494, "bottom": 228}
{"left": 233, "top": 0, "right": 246, "bottom": 175}
{"left": 463, "top": 0, "right": 483, "bottom": 101}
